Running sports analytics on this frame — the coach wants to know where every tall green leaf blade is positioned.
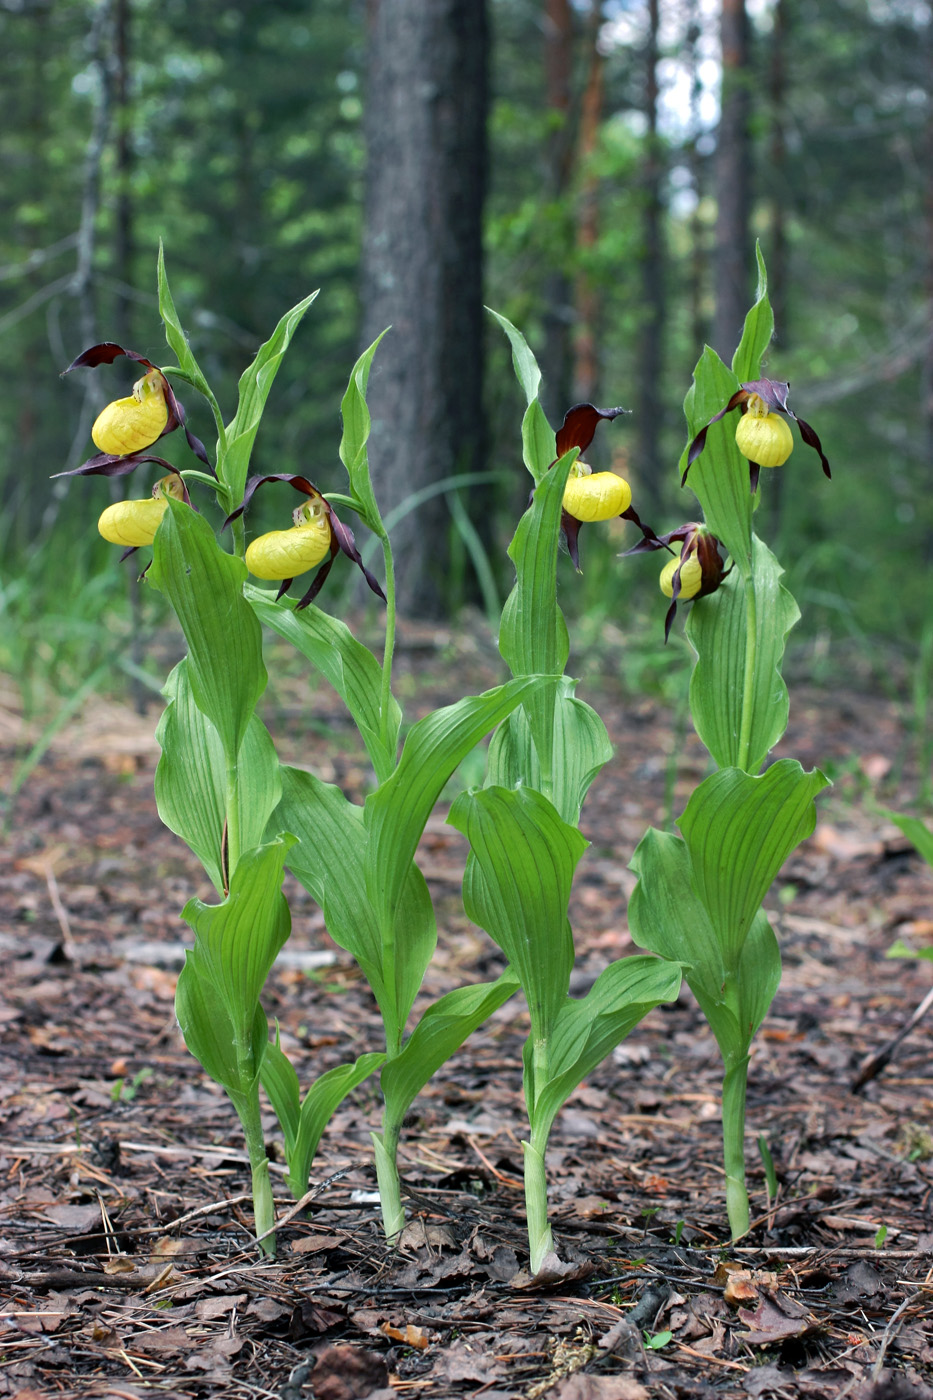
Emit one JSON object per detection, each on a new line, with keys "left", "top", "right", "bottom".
{"left": 628, "top": 826, "right": 726, "bottom": 1007}
{"left": 529, "top": 956, "right": 682, "bottom": 1145}
{"left": 731, "top": 245, "right": 774, "bottom": 383}
{"left": 155, "top": 659, "right": 282, "bottom": 893}
{"left": 246, "top": 584, "right": 399, "bottom": 781}
{"left": 499, "top": 457, "right": 572, "bottom": 681}
{"left": 487, "top": 307, "right": 542, "bottom": 405}
{"left": 687, "top": 536, "right": 800, "bottom": 774}
{"left": 339, "top": 331, "right": 389, "bottom": 527}
{"left": 181, "top": 836, "right": 294, "bottom": 1043}
{"left": 487, "top": 678, "right": 612, "bottom": 827}
{"left": 522, "top": 399, "right": 557, "bottom": 483}
{"left": 223, "top": 290, "right": 319, "bottom": 503}
{"left": 679, "top": 761, "right": 828, "bottom": 967}
{"left": 449, "top": 785, "right": 586, "bottom": 1040}
{"left": 150, "top": 498, "right": 266, "bottom": 764}
{"left": 176, "top": 961, "right": 269, "bottom": 1097}
{"left": 364, "top": 678, "right": 540, "bottom": 927}
{"left": 380, "top": 971, "right": 520, "bottom": 1128}
{"left": 157, "top": 243, "right": 214, "bottom": 404}
{"left": 678, "top": 347, "right": 751, "bottom": 570}
{"left": 261, "top": 1041, "right": 385, "bottom": 1198}
{"left": 275, "top": 766, "right": 386, "bottom": 1003}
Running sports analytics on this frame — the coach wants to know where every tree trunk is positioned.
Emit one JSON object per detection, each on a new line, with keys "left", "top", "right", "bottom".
{"left": 360, "top": 0, "right": 488, "bottom": 618}
{"left": 635, "top": 0, "right": 665, "bottom": 519}
{"left": 713, "top": 0, "right": 751, "bottom": 358}
{"left": 573, "top": 0, "right": 603, "bottom": 407}
{"left": 540, "top": 0, "right": 574, "bottom": 421}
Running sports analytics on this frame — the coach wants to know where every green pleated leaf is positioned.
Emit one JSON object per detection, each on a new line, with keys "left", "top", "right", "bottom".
{"left": 487, "top": 677, "right": 612, "bottom": 827}
{"left": 678, "top": 348, "right": 751, "bottom": 570}
{"left": 364, "top": 678, "right": 539, "bottom": 932}
{"left": 527, "top": 956, "right": 681, "bottom": 1144}
{"left": 731, "top": 245, "right": 774, "bottom": 383}
{"left": 260, "top": 1039, "right": 385, "bottom": 1199}
{"left": 881, "top": 811, "right": 933, "bottom": 868}
{"left": 274, "top": 766, "right": 434, "bottom": 1040}
{"left": 628, "top": 825, "right": 726, "bottom": 1007}
{"left": 155, "top": 659, "right": 281, "bottom": 893}
{"left": 888, "top": 940, "right": 933, "bottom": 962}
{"left": 175, "top": 960, "right": 269, "bottom": 1097}
{"left": 687, "top": 536, "right": 800, "bottom": 774}
{"left": 381, "top": 970, "right": 520, "bottom": 1129}
{"left": 246, "top": 585, "right": 399, "bottom": 781}
{"left": 275, "top": 766, "right": 386, "bottom": 1000}
{"left": 181, "top": 836, "right": 293, "bottom": 1048}
{"left": 222, "top": 290, "right": 319, "bottom": 505}
{"left": 499, "top": 457, "right": 572, "bottom": 681}
{"left": 487, "top": 307, "right": 542, "bottom": 406}
{"left": 522, "top": 400, "right": 558, "bottom": 484}
{"left": 679, "top": 761, "right": 829, "bottom": 968}
{"left": 449, "top": 785, "right": 586, "bottom": 1041}
{"left": 339, "top": 332, "right": 389, "bottom": 530}
{"left": 150, "top": 498, "right": 266, "bottom": 765}
{"left": 157, "top": 244, "right": 215, "bottom": 410}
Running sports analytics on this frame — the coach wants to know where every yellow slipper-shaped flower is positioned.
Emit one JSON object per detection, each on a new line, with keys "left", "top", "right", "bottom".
{"left": 562, "top": 463, "right": 632, "bottom": 522}
{"left": 734, "top": 393, "right": 794, "bottom": 468}
{"left": 245, "top": 504, "right": 333, "bottom": 580}
{"left": 98, "top": 474, "right": 184, "bottom": 548}
{"left": 92, "top": 368, "right": 169, "bottom": 456}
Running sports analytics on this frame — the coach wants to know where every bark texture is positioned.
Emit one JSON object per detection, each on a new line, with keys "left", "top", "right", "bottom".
{"left": 713, "top": 0, "right": 751, "bottom": 358}
{"left": 360, "top": 0, "right": 488, "bottom": 617}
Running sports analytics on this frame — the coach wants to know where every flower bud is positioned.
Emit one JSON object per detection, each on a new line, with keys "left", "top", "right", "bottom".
{"left": 92, "top": 369, "right": 169, "bottom": 455}
{"left": 734, "top": 394, "right": 794, "bottom": 468}
{"left": 659, "top": 553, "right": 703, "bottom": 600}
{"left": 245, "top": 502, "right": 332, "bottom": 581}
{"left": 562, "top": 463, "right": 632, "bottom": 522}
{"left": 98, "top": 474, "right": 183, "bottom": 547}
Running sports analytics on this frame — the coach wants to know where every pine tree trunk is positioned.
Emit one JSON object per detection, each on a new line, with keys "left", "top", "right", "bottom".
{"left": 541, "top": 0, "right": 574, "bottom": 422}
{"left": 360, "top": 0, "right": 488, "bottom": 618}
{"left": 636, "top": 0, "right": 665, "bottom": 520}
{"left": 573, "top": 0, "right": 603, "bottom": 407}
{"left": 713, "top": 0, "right": 751, "bottom": 357}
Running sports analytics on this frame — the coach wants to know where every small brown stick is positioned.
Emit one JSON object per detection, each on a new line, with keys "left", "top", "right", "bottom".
{"left": 851, "top": 982, "right": 933, "bottom": 1091}
{"left": 41, "top": 856, "right": 78, "bottom": 960}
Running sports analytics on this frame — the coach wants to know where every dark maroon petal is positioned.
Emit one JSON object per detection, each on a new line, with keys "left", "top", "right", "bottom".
{"left": 740, "top": 378, "right": 791, "bottom": 413}
{"left": 160, "top": 379, "right": 212, "bottom": 470}
{"left": 793, "top": 415, "right": 831, "bottom": 478}
{"left": 749, "top": 461, "right": 761, "bottom": 493}
{"left": 274, "top": 578, "right": 294, "bottom": 602}
{"left": 619, "top": 507, "right": 673, "bottom": 553}
{"left": 119, "top": 545, "right": 140, "bottom": 563}
{"left": 330, "top": 511, "right": 387, "bottom": 603}
{"left": 53, "top": 451, "right": 179, "bottom": 479}
{"left": 663, "top": 598, "right": 678, "bottom": 643}
{"left": 561, "top": 510, "right": 583, "bottom": 572}
{"left": 295, "top": 543, "right": 339, "bottom": 610}
{"left": 62, "top": 343, "right": 157, "bottom": 375}
{"left": 682, "top": 389, "right": 747, "bottom": 484}
{"left": 224, "top": 473, "right": 321, "bottom": 529}
{"left": 555, "top": 403, "right": 629, "bottom": 459}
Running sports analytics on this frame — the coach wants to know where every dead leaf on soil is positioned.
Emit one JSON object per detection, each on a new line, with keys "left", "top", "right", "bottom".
{"left": 380, "top": 1321, "right": 430, "bottom": 1349}
{"left": 737, "top": 1288, "right": 824, "bottom": 1345}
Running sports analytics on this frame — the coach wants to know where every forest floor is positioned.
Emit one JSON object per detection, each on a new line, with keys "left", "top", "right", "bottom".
{"left": 1, "top": 621, "right": 932, "bottom": 1400}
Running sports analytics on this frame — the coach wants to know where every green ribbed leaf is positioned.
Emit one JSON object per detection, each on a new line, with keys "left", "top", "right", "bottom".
{"left": 678, "top": 348, "right": 751, "bottom": 570}
{"left": 679, "top": 761, "right": 828, "bottom": 968}
{"left": 155, "top": 659, "right": 281, "bottom": 893}
{"left": 223, "top": 290, "right": 319, "bottom": 504}
{"left": 487, "top": 307, "right": 542, "bottom": 407}
{"left": 261, "top": 1040, "right": 385, "bottom": 1198}
{"left": 246, "top": 585, "right": 399, "bottom": 781}
{"left": 527, "top": 956, "right": 681, "bottom": 1144}
{"left": 687, "top": 536, "right": 799, "bottom": 774}
{"left": 449, "top": 785, "right": 586, "bottom": 1041}
{"left": 381, "top": 971, "right": 520, "bottom": 1128}
{"left": 882, "top": 811, "right": 933, "bottom": 868}
{"left": 175, "top": 963, "right": 269, "bottom": 1096}
{"left": 181, "top": 836, "right": 293, "bottom": 1048}
{"left": 150, "top": 498, "right": 266, "bottom": 764}
{"left": 731, "top": 245, "right": 774, "bottom": 382}
{"left": 338, "top": 332, "right": 389, "bottom": 530}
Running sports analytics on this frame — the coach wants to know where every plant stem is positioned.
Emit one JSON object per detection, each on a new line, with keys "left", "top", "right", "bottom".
{"left": 523, "top": 1132, "right": 554, "bottom": 1275}
{"left": 372, "top": 1123, "right": 405, "bottom": 1242}
{"left": 721, "top": 1054, "right": 751, "bottom": 1240}
{"left": 225, "top": 761, "right": 241, "bottom": 881}
{"left": 234, "top": 1087, "right": 276, "bottom": 1258}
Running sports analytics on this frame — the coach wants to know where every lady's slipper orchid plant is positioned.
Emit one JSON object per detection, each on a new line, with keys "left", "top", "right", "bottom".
{"left": 684, "top": 377, "right": 830, "bottom": 493}
{"left": 227, "top": 473, "right": 386, "bottom": 609}
{"left": 625, "top": 523, "right": 730, "bottom": 640}
{"left": 62, "top": 341, "right": 211, "bottom": 472}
